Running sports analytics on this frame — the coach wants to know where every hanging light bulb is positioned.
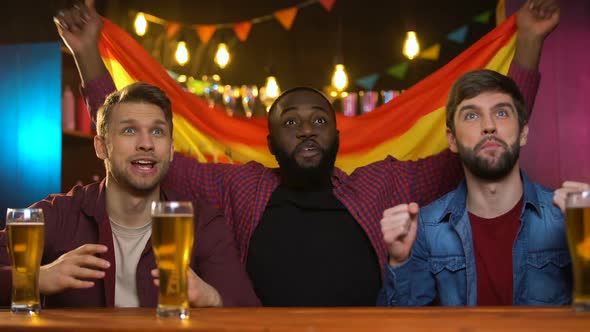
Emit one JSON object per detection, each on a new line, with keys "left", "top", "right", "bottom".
{"left": 134, "top": 13, "right": 147, "bottom": 36}
{"left": 331, "top": 64, "right": 348, "bottom": 92}
{"left": 175, "top": 41, "right": 189, "bottom": 66}
{"left": 261, "top": 76, "right": 281, "bottom": 112}
{"left": 403, "top": 31, "right": 420, "bottom": 60}
{"left": 214, "top": 43, "right": 230, "bottom": 69}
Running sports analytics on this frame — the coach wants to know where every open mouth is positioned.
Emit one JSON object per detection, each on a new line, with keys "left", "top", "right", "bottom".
{"left": 131, "top": 159, "right": 156, "bottom": 170}
{"left": 296, "top": 141, "right": 322, "bottom": 158}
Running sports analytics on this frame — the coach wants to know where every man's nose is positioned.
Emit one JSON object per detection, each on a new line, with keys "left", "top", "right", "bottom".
{"left": 481, "top": 114, "right": 497, "bottom": 135}
{"left": 296, "top": 121, "right": 315, "bottom": 138}
{"left": 137, "top": 132, "right": 155, "bottom": 151}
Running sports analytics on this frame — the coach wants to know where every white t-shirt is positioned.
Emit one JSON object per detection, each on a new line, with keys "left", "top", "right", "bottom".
{"left": 110, "top": 218, "right": 152, "bottom": 307}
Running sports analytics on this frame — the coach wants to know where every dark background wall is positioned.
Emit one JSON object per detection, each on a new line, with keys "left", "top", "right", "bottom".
{"left": 2, "top": 0, "right": 497, "bottom": 91}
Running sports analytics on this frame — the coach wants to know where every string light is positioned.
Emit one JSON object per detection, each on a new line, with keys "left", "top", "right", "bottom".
{"left": 134, "top": 13, "right": 147, "bottom": 36}
{"left": 175, "top": 41, "right": 189, "bottom": 66}
{"left": 331, "top": 64, "right": 348, "bottom": 92}
{"left": 215, "top": 43, "right": 230, "bottom": 68}
{"left": 260, "top": 76, "right": 280, "bottom": 112}
{"left": 403, "top": 31, "right": 420, "bottom": 60}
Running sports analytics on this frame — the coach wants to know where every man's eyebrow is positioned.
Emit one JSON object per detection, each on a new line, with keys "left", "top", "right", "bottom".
{"left": 117, "top": 119, "right": 168, "bottom": 125}
{"left": 458, "top": 104, "right": 478, "bottom": 115}
{"left": 458, "top": 102, "right": 515, "bottom": 115}
{"left": 491, "top": 102, "right": 516, "bottom": 112}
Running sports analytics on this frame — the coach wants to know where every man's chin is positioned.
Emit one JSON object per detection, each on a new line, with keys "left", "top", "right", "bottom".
{"left": 296, "top": 160, "right": 322, "bottom": 170}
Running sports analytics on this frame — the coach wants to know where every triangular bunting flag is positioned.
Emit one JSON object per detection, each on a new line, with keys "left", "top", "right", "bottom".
{"left": 419, "top": 44, "right": 441, "bottom": 61}
{"left": 233, "top": 21, "right": 253, "bottom": 42}
{"left": 447, "top": 25, "right": 468, "bottom": 44}
{"left": 274, "top": 7, "right": 298, "bottom": 30}
{"left": 166, "top": 22, "right": 182, "bottom": 39}
{"left": 166, "top": 69, "right": 179, "bottom": 80}
{"left": 473, "top": 10, "right": 492, "bottom": 24}
{"left": 356, "top": 73, "right": 380, "bottom": 90}
{"left": 195, "top": 25, "right": 217, "bottom": 44}
{"left": 319, "top": 0, "right": 336, "bottom": 12}
{"left": 386, "top": 62, "right": 409, "bottom": 80}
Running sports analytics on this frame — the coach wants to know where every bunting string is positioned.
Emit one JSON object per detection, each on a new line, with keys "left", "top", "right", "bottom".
{"left": 135, "top": 0, "right": 335, "bottom": 44}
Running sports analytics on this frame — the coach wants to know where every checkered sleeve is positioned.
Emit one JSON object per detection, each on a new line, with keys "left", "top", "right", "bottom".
{"left": 162, "top": 152, "right": 235, "bottom": 212}
{"left": 508, "top": 61, "right": 540, "bottom": 119}
{"left": 403, "top": 150, "right": 464, "bottom": 207}
{"left": 80, "top": 72, "right": 117, "bottom": 123}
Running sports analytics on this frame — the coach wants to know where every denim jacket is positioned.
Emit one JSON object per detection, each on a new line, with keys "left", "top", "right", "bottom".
{"left": 377, "top": 171, "right": 572, "bottom": 306}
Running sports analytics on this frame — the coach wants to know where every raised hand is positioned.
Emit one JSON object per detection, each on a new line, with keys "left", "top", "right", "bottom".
{"left": 517, "top": 0, "right": 560, "bottom": 40}
{"left": 151, "top": 268, "right": 222, "bottom": 307}
{"left": 39, "top": 244, "right": 110, "bottom": 296}
{"left": 53, "top": 0, "right": 102, "bottom": 55}
{"left": 553, "top": 181, "right": 590, "bottom": 213}
{"left": 380, "top": 203, "right": 419, "bottom": 267}
{"left": 514, "top": 0, "right": 560, "bottom": 70}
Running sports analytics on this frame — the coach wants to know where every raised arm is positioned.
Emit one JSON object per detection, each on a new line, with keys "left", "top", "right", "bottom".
{"left": 509, "top": 0, "right": 560, "bottom": 115}
{"left": 54, "top": 0, "right": 114, "bottom": 121}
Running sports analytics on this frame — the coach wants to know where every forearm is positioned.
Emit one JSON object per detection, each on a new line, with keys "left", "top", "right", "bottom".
{"left": 507, "top": 61, "right": 540, "bottom": 117}
{"left": 74, "top": 45, "right": 109, "bottom": 87}
{"left": 514, "top": 32, "right": 544, "bottom": 72}
{"left": 81, "top": 68, "right": 117, "bottom": 123}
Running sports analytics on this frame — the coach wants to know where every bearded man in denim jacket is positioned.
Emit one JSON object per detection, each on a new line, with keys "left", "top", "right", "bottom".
{"left": 377, "top": 69, "right": 572, "bottom": 306}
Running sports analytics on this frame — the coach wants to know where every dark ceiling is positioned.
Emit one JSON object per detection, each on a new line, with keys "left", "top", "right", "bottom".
{"left": 4, "top": 0, "right": 498, "bottom": 91}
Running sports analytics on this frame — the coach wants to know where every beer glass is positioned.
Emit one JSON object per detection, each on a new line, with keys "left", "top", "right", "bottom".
{"left": 151, "top": 201, "right": 194, "bottom": 319}
{"left": 6, "top": 208, "right": 45, "bottom": 315}
{"left": 565, "top": 191, "right": 590, "bottom": 311}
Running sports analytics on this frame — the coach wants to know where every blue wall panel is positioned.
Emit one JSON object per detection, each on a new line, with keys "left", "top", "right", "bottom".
{"left": 0, "top": 42, "right": 61, "bottom": 228}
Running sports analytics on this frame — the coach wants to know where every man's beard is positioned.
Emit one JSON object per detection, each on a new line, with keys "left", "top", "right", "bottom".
{"left": 105, "top": 158, "right": 169, "bottom": 195}
{"left": 270, "top": 137, "right": 339, "bottom": 190}
{"left": 456, "top": 136, "right": 520, "bottom": 181}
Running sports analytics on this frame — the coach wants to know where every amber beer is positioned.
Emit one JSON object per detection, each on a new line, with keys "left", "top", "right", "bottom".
{"left": 151, "top": 202, "right": 194, "bottom": 319}
{"left": 6, "top": 208, "right": 45, "bottom": 315}
{"left": 565, "top": 191, "right": 590, "bottom": 311}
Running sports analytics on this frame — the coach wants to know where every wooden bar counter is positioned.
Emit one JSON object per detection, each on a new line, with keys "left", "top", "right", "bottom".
{"left": 1, "top": 307, "right": 589, "bottom": 331}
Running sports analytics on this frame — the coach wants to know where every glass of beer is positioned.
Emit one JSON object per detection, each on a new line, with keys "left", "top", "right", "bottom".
{"left": 151, "top": 201, "right": 194, "bottom": 319}
{"left": 6, "top": 208, "right": 45, "bottom": 315}
{"left": 565, "top": 191, "right": 590, "bottom": 311}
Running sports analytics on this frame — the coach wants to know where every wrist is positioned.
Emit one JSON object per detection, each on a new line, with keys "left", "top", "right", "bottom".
{"left": 514, "top": 35, "right": 543, "bottom": 71}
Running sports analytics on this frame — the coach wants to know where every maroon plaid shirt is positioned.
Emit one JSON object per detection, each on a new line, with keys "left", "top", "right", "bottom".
{"left": 84, "top": 63, "right": 539, "bottom": 276}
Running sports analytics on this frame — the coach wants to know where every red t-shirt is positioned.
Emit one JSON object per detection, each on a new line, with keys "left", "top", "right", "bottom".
{"left": 468, "top": 196, "right": 523, "bottom": 305}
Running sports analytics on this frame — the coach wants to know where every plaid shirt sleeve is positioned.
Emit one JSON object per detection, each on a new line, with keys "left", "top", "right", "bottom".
{"left": 161, "top": 153, "right": 234, "bottom": 212}
{"left": 508, "top": 61, "right": 540, "bottom": 118}
{"left": 80, "top": 72, "right": 117, "bottom": 123}
{"left": 397, "top": 150, "right": 464, "bottom": 208}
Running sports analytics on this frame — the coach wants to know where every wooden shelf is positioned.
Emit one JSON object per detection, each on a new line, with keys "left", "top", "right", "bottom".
{"left": 62, "top": 128, "right": 94, "bottom": 140}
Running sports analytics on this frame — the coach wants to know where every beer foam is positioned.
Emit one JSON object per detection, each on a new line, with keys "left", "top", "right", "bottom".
{"left": 151, "top": 214, "right": 194, "bottom": 218}
{"left": 7, "top": 222, "right": 44, "bottom": 226}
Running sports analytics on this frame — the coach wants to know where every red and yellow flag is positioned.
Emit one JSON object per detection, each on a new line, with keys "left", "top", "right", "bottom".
{"left": 98, "top": 15, "right": 517, "bottom": 173}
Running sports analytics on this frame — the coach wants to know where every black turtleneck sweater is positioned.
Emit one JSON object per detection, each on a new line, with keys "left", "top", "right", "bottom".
{"left": 246, "top": 184, "right": 381, "bottom": 306}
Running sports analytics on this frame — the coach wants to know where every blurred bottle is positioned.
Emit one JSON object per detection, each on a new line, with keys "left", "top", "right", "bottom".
{"left": 76, "top": 95, "right": 92, "bottom": 134}
{"left": 61, "top": 85, "right": 75, "bottom": 130}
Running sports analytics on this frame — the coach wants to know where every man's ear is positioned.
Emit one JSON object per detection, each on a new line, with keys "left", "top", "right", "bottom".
{"left": 519, "top": 124, "right": 529, "bottom": 147}
{"left": 94, "top": 135, "right": 108, "bottom": 160}
{"left": 446, "top": 128, "right": 459, "bottom": 153}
